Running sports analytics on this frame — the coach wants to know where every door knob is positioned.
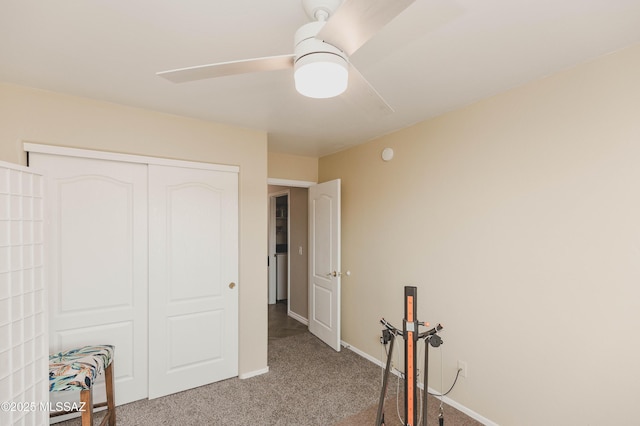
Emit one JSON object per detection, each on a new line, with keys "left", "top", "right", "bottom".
{"left": 229, "top": 282, "right": 236, "bottom": 289}
{"left": 326, "top": 271, "right": 351, "bottom": 278}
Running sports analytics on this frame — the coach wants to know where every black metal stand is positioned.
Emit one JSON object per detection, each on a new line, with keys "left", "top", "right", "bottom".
{"left": 375, "top": 330, "right": 395, "bottom": 426}
{"left": 375, "top": 286, "right": 443, "bottom": 426}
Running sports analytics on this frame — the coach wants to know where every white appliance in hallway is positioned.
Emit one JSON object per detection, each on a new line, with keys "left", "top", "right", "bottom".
{"left": 268, "top": 192, "right": 289, "bottom": 304}
{"left": 275, "top": 253, "right": 288, "bottom": 301}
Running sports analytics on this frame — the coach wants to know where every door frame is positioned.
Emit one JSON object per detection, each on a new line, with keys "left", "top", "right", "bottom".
{"left": 266, "top": 179, "right": 315, "bottom": 323}
{"left": 267, "top": 178, "right": 315, "bottom": 188}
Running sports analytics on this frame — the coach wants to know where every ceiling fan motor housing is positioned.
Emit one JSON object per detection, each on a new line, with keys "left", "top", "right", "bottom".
{"left": 293, "top": 21, "right": 349, "bottom": 98}
{"left": 294, "top": 21, "right": 346, "bottom": 62}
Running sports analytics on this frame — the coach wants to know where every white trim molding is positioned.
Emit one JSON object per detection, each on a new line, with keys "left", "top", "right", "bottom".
{"left": 24, "top": 142, "right": 239, "bottom": 173}
{"left": 267, "top": 178, "right": 316, "bottom": 188}
{"left": 239, "top": 367, "right": 269, "bottom": 380}
{"left": 288, "top": 310, "right": 309, "bottom": 326}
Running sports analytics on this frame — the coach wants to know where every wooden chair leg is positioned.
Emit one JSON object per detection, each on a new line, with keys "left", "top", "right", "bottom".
{"left": 105, "top": 362, "right": 116, "bottom": 426}
{"left": 80, "top": 389, "right": 93, "bottom": 426}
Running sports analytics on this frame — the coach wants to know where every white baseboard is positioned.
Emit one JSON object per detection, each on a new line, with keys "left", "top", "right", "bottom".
{"left": 288, "top": 310, "right": 309, "bottom": 325}
{"left": 431, "top": 392, "right": 498, "bottom": 426}
{"left": 340, "top": 340, "right": 498, "bottom": 426}
{"left": 341, "top": 340, "right": 382, "bottom": 365}
{"left": 239, "top": 366, "right": 269, "bottom": 380}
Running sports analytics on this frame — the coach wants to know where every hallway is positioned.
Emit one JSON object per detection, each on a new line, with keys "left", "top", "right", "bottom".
{"left": 268, "top": 301, "right": 308, "bottom": 340}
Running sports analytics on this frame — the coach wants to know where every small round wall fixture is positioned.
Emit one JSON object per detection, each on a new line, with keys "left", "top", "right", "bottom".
{"left": 381, "top": 147, "right": 394, "bottom": 162}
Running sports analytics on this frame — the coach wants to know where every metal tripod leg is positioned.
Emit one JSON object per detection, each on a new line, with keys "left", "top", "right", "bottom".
{"left": 422, "top": 337, "right": 429, "bottom": 426}
{"left": 375, "top": 332, "right": 396, "bottom": 426}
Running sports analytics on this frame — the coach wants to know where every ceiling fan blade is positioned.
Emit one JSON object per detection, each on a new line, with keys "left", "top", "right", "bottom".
{"left": 157, "top": 54, "right": 295, "bottom": 83}
{"left": 317, "top": 0, "right": 415, "bottom": 56}
{"left": 345, "top": 64, "right": 394, "bottom": 117}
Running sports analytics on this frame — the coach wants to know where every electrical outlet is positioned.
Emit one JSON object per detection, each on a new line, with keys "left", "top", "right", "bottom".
{"left": 458, "top": 360, "right": 468, "bottom": 378}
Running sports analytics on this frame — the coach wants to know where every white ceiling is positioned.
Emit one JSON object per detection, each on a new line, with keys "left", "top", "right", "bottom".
{"left": 2, "top": 0, "right": 640, "bottom": 157}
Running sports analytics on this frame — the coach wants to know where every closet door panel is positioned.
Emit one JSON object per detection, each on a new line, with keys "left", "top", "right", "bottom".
{"left": 30, "top": 153, "right": 148, "bottom": 406}
{"left": 148, "top": 164, "right": 238, "bottom": 399}
{"left": 167, "top": 183, "right": 222, "bottom": 300}
{"left": 57, "top": 176, "right": 134, "bottom": 310}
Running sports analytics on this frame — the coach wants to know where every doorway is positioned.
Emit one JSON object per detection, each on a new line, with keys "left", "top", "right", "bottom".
{"left": 266, "top": 178, "right": 342, "bottom": 351}
{"left": 268, "top": 191, "right": 289, "bottom": 305}
{"left": 267, "top": 185, "right": 309, "bottom": 329}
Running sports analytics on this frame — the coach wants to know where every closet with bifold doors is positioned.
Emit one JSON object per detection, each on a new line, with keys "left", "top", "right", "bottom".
{"left": 26, "top": 144, "right": 239, "bottom": 408}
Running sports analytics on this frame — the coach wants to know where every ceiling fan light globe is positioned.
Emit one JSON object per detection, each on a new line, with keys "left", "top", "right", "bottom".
{"left": 294, "top": 53, "right": 348, "bottom": 99}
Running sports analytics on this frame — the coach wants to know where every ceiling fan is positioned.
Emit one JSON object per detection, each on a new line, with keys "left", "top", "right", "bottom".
{"left": 157, "top": 0, "right": 415, "bottom": 114}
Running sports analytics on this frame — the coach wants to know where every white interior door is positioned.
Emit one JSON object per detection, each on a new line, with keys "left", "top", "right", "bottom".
{"left": 31, "top": 153, "right": 148, "bottom": 406}
{"left": 148, "top": 165, "right": 238, "bottom": 399}
{"left": 308, "top": 179, "right": 341, "bottom": 351}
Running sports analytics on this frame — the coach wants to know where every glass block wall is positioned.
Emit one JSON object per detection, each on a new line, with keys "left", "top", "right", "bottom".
{"left": 0, "top": 161, "right": 48, "bottom": 426}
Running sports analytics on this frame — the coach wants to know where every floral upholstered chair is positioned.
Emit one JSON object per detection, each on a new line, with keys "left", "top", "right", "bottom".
{"left": 49, "top": 345, "right": 115, "bottom": 426}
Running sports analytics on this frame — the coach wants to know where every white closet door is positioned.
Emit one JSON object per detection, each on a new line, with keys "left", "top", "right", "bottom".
{"left": 148, "top": 165, "right": 238, "bottom": 399}
{"left": 30, "top": 153, "right": 148, "bottom": 405}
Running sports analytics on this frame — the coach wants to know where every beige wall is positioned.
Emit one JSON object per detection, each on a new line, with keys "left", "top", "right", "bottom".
{"left": 319, "top": 43, "right": 640, "bottom": 425}
{"left": 0, "top": 83, "right": 269, "bottom": 377}
{"left": 268, "top": 151, "right": 318, "bottom": 182}
{"left": 288, "top": 187, "right": 309, "bottom": 318}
